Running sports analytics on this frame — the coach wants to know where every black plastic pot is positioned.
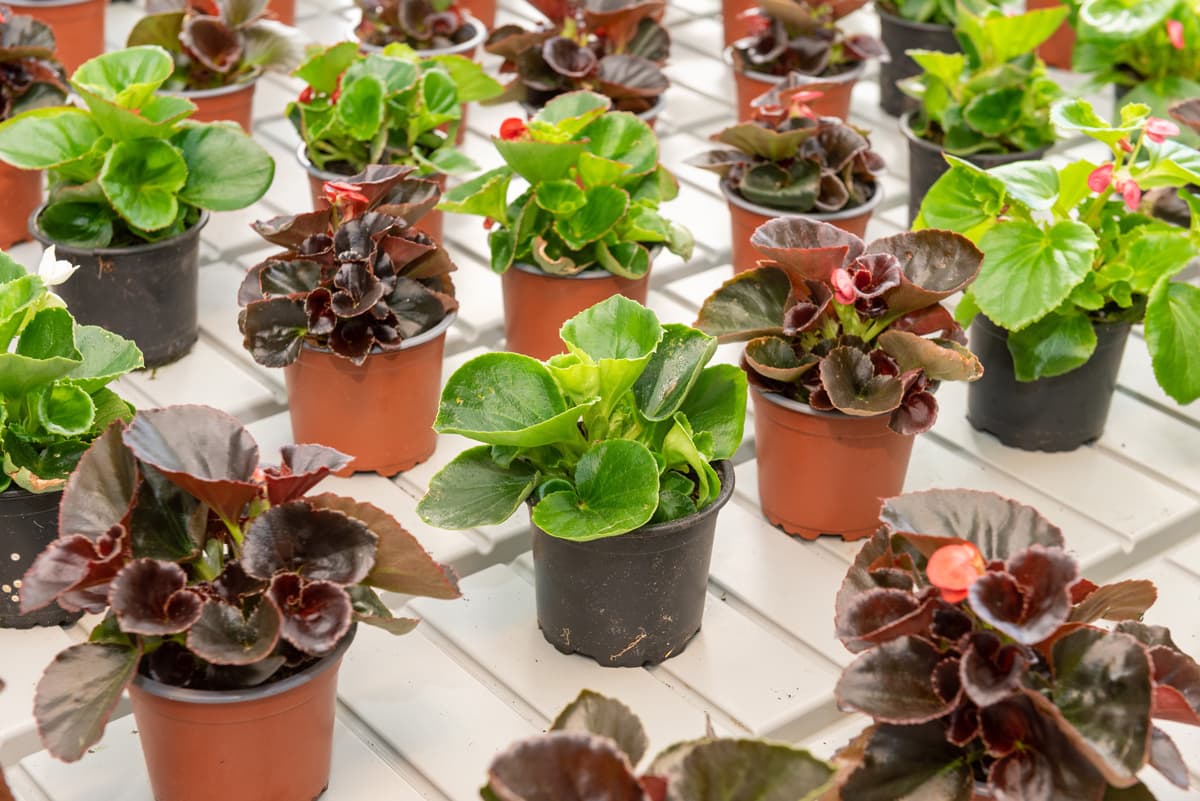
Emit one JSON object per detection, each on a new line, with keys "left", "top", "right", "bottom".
{"left": 878, "top": 10, "right": 960, "bottom": 117}
{"left": 532, "top": 461, "right": 735, "bottom": 667}
{"left": 967, "top": 315, "right": 1132, "bottom": 452}
{"left": 31, "top": 209, "right": 209, "bottom": 368}
{"left": 0, "top": 487, "right": 81, "bottom": 629}
{"left": 902, "top": 115, "right": 1051, "bottom": 226}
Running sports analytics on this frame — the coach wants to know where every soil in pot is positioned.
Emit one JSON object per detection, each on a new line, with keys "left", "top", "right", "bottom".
{"left": 178, "top": 79, "right": 258, "bottom": 132}
{"left": 752, "top": 388, "right": 916, "bottom": 540}
{"left": 877, "top": 10, "right": 960, "bottom": 117}
{"left": 1028, "top": 0, "right": 1074, "bottom": 70}
{"left": 501, "top": 263, "right": 651, "bottom": 361}
{"left": 728, "top": 51, "right": 864, "bottom": 122}
{"left": 0, "top": 488, "right": 82, "bottom": 629}
{"left": 723, "top": 178, "right": 882, "bottom": 273}
{"left": 902, "top": 113, "right": 1051, "bottom": 225}
{"left": 10, "top": 0, "right": 105, "bottom": 74}
{"left": 284, "top": 314, "right": 454, "bottom": 477}
{"left": 128, "top": 627, "right": 354, "bottom": 801}
{"left": 0, "top": 162, "right": 40, "bottom": 251}
{"left": 267, "top": 0, "right": 296, "bottom": 25}
{"left": 32, "top": 209, "right": 208, "bottom": 368}
{"left": 966, "top": 314, "right": 1132, "bottom": 452}
{"left": 533, "top": 461, "right": 735, "bottom": 667}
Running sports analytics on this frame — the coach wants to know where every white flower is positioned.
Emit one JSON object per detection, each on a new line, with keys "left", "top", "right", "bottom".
{"left": 37, "top": 245, "right": 79, "bottom": 287}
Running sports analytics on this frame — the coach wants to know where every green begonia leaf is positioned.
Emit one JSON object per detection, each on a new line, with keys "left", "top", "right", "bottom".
{"left": 531, "top": 439, "right": 659, "bottom": 540}
{"left": 1145, "top": 278, "right": 1200, "bottom": 405}
{"left": 1006, "top": 309, "right": 1098, "bottom": 381}
{"left": 678, "top": 365, "right": 747, "bottom": 462}
{"left": 0, "top": 107, "right": 103, "bottom": 170}
{"left": 632, "top": 323, "right": 716, "bottom": 421}
{"left": 174, "top": 122, "right": 274, "bottom": 211}
{"left": 98, "top": 139, "right": 188, "bottom": 231}
{"left": 417, "top": 445, "right": 539, "bottom": 529}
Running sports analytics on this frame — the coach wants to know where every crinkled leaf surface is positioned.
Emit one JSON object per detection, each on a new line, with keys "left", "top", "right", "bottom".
{"left": 186, "top": 599, "right": 281, "bottom": 666}
{"left": 550, "top": 690, "right": 648, "bottom": 765}
{"left": 881, "top": 489, "right": 1064, "bottom": 561}
{"left": 838, "top": 722, "right": 973, "bottom": 801}
{"left": 242, "top": 502, "right": 377, "bottom": 585}
{"left": 486, "top": 733, "right": 643, "bottom": 801}
{"left": 836, "top": 636, "right": 956, "bottom": 724}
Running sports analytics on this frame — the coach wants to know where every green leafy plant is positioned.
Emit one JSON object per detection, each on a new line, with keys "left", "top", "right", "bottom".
{"left": 288, "top": 40, "right": 501, "bottom": 176}
{"left": 0, "top": 9, "right": 68, "bottom": 121}
{"left": 19, "top": 404, "right": 460, "bottom": 762}
{"left": 0, "top": 248, "right": 142, "bottom": 493}
{"left": 484, "top": 690, "right": 835, "bottom": 800}
{"left": 418, "top": 294, "right": 747, "bottom": 541}
{"left": 127, "top": 0, "right": 306, "bottom": 91}
{"left": 916, "top": 98, "right": 1200, "bottom": 404}
{"left": 0, "top": 46, "right": 275, "bottom": 249}
{"left": 900, "top": 4, "right": 1066, "bottom": 155}
{"left": 355, "top": 0, "right": 476, "bottom": 50}
{"left": 687, "top": 95, "right": 884, "bottom": 212}
{"left": 439, "top": 91, "right": 692, "bottom": 277}
{"left": 732, "top": 0, "right": 885, "bottom": 81}
{"left": 831, "top": 488, "right": 1199, "bottom": 800}
{"left": 874, "top": 0, "right": 1000, "bottom": 26}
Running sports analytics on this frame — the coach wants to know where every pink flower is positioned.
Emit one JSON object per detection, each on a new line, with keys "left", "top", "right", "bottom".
{"left": 926, "top": 542, "right": 986, "bottom": 604}
{"left": 1118, "top": 137, "right": 1133, "bottom": 153}
{"left": 831, "top": 268, "right": 856, "bottom": 305}
{"left": 1167, "top": 18, "right": 1185, "bottom": 50}
{"left": 322, "top": 181, "right": 369, "bottom": 219}
{"left": 1145, "top": 117, "right": 1181, "bottom": 143}
{"left": 1118, "top": 178, "right": 1142, "bottom": 211}
{"left": 1087, "top": 162, "right": 1113, "bottom": 193}
{"left": 788, "top": 89, "right": 824, "bottom": 119}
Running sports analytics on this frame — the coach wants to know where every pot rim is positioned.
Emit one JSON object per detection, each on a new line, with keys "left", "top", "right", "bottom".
{"left": 28, "top": 206, "right": 211, "bottom": 257}
{"left": 131, "top": 624, "right": 356, "bottom": 704}
{"left": 876, "top": 6, "right": 957, "bottom": 34}
{"left": 720, "top": 175, "right": 884, "bottom": 221}
{"left": 170, "top": 75, "right": 261, "bottom": 100}
{"left": 899, "top": 112, "right": 1050, "bottom": 161}
{"left": 508, "top": 260, "right": 653, "bottom": 281}
{"left": 299, "top": 309, "right": 457, "bottom": 357}
{"left": 353, "top": 14, "right": 486, "bottom": 56}
{"left": 753, "top": 384, "right": 884, "bottom": 421}
{"left": 7, "top": 0, "right": 99, "bottom": 7}
{"left": 723, "top": 46, "right": 867, "bottom": 85}
{"left": 521, "top": 92, "right": 666, "bottom": 122}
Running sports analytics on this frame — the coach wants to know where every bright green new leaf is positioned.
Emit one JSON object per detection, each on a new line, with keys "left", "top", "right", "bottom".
{"left": 535, "top": 180, "right": 587, "bottom": 215}
{"left": 495, "top": 138, "right": 586, "bottom": 184}
{"left": 439, "top": 166, "right": 511, "bottom": 223}
{"left": 37, "top": 202, "right": 115, "bottom": 250}
{"left": 986, "top": 161, "right": 1061, "bottom": 211}
{"left": 417, "top": 446, "right": 538, "bottom": 529}
{"left": 1145, "top": 279, "right": 1200, "bottom": 404}
{"left": 98, "top": 139, "right": 188, "bottom": 231}
{"left": 534, "top": 91, "right": 611, "bottom": 137}
{"left": 531, "top": 439, "right": 660, "bottom": 540}
{"left": 915, "top": 158, "right": 1008, "bottom": 233}
{"left": 294, "top": 41, "right": 360, "bottom": 95}
{"left": 677, "top": 364, "right": 747, "bottom": 461}
{"left": 1007, "top": 309, "right": 1098, "bottom": 381}
{"left": 66, "top": 326, "right": 145, "bottom": 393}
{"left": 632, "top": 323, "right": 717, "bottom": 421}
{"left": 580, "top": 112, "right": 658, "bottom": 177}
{"left": 1050, "top": 98, "right": 1143, "bottom": 146}
{"left": 337, "top": 73, "right": 386, "bottom": 141}
{"left": 0, "top": 108, "right": 103, "bottom": 170}
{"left": 427, "top": 54, "right": 502, "bottom": 103}
{"left": 174, "top": 123, "right": 274, "bottom": 211}
{"left": 71, "top": 46, "right": 174, "bottom": 108}
{"left": 37, "top": 383, "right": 96, "bottom": 437}
{"left": 560, "top": 294, "right": 663, "bottom": 362}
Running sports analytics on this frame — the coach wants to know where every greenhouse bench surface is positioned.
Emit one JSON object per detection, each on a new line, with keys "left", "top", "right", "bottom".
{"left": 2, "top": 0, "right": 1200, "bottom": 799}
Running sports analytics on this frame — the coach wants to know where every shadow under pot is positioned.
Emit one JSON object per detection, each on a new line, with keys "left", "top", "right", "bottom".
{"left": 8, "top": 0, "right": 105, "bottom": 74}
{"left": 902, "top": 113, "right": 1051, "bottom": 226}
{"left": 722, "top": 177, "right": 883, "bottom": 274}
{"left": 284, "top": 313, "right": 455, "bottom": 477}
{"left": 966, "top": 314, "right": 1132, "bottom": 452}
{"left": 127, "top": 627, "right": 354, "bottom": 801}
{"left": 501, "top": 262, "right": 651, "bottom": 361}
{"left": 297, "top": 144, "right": 446, "bottom": 245}
{"left": 175, "top": 79, "right": 259, "bottom": 133}
{"left": 877, "top": 10, "right": 959, "bottom": 117}
{"left": 31, "top": 208, "right": 208, "bottom": 368}
{"left": 751, "top": 388, "right": 917, "bottom": 541}
{"left": 532, "top": 460, "right": 735, "bottom": 667}
{"left": 726, "top": 50, "right": 865, "bottom": 124}
{"left": 0, "top": 488, "right": 82, "bottom": 629}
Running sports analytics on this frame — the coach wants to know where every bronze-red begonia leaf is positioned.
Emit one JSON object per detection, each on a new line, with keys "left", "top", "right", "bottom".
{"left": 59, "top": 421, "right": 139, "bottom": 541}
{"left": 836, "top": 636, "right": 956, "bottom": 724}
{"left": 485, "top": 732, "right": 644, "bottom": 801}
{"left": 186, "top": 598, "right": 281, "bottom": 666}
{"left": 267, "top": 573, "right": 353, "bottom": 656}
{"left": 242, "top": 502, "right": 377, "bottom": 585}
{"left": 109, "top": 558, "right": 203, "bottom": 636}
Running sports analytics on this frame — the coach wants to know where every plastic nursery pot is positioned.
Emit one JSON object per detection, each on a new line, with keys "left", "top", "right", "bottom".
{"left": 722, "top": 0, "right": 758, "bottom": 46}
{"left": 0, "top": 161, "right": 41, "bottom": 251}
{"left": 127, "top": 627, "right": 354, "bottom": 801}
{"left": 966, "top": 315, "right": 1132, "bottom": 452}
{"left": 267, "top": 0, "right": 296, "bottom": 25}
{"left": 501, "top": 262, "right": 651, "bottom": 361}
{"left": 1028, "top": 0, "right": 1075, "bottom": 71}
{"left": 31, "top": 208, "right": 208, "bottom": 368}
{"left": 751, "top": 387, "right": 916, "bottom": 540}
{"left": 722, "top": 177, "right": 883, "bottom": 274}
{"left": 284, "top": 313, "right": 455, "bottom": 477}
{"left": 532, "top": 461, "right": 735, "bottom": 667}
{"left": 297, "top": 144, "right": 446, "bottom": 244}
{"left": 877, "top": 10, "right": 960, "bottom": 117}
{"left": 459, "top": 0, "right": 496, "bottom": 30}
{"left": 8, "top": 0, "right": 105, "bottom": 74}
{"left": 177, "top": 79, "right": 258, "bottom": 133}
{"left": 0, "top": 489, "right": 82, "bottom": 629}
{"left": 726, "top": 48, "right": 865, "bottom": 123}
{"left": 901, "top": 113, "right": 1051, "bottom": 226}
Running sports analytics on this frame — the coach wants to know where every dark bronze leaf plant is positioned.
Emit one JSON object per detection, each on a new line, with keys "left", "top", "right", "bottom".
{"left": 732, "top": 0, "right": 885, "bottom": 82}
{"left": 355, "top": 0, "right": 476, "bottom": 50}
{"left": 0, "top": 7, "right": 68, "bottom": 121}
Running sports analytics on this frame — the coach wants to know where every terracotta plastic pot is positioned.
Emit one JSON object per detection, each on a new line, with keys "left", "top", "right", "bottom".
{"left": 177, "top": 79, "right": 258, "bottom": 133}
{"left": 0, "top": 161, "right": 40, "bottom": 250}
{"left": 722, "top": 178, "right": 883, "bottom": 273}
{"left": 267, "top": 0, "right": 295, "bottom": 25}
{"left": 459, "top": 0, "right": 496, "bottom": 30}
{"left": 9, "top": 0, "right": 105, "bottom": 74}
{"left": 751, "top": 388, "right": 916, "bottom": 540}
{"left": 877, "top": 10, "right": 959, "bottom": 117}
{"left": 0, "top": 488, "right": 82, "bottom": 629}
{"left": 128, "top": 628, "right": 354, "bottom": 801}
{"left": 727, "top": 48, "right": 864, "bottom": 122}
{"left": 297, "top": 144, "right": 446, "bottom": 245}
{"left": 31, "top": 209, "right": 208, "bottom": 368}
{"left": 1028, "top": 0, "right": 1074, "bottom": 71}
{"left": 902, "top": 113, "right": 1051, "bottom": 225}
{"left": 501, "top": 262, "right": 651, "bottom": 360}
{"left": 533, "top": 461, "right": 734, "bottom": 667}
{"left": 722, "top": 0, "right": 758, "bottom": 46}
{"left": 284, "top": 313, "right": 454, "bottom": 477}
{"left": 966, "top": 315, "right": 1131, "bottom": 452}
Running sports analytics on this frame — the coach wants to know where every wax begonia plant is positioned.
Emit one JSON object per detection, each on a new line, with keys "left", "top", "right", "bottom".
{"left": 238, "top": 165, "right": 458, "bottom": 367}
{"left": 732, "top": 0, "right": 885, "bottom": 85}
{"left": 354, "top": 0, "right": 476, "bottom": 50}
{"left": 484, "top": 0, "right": 670, "bottom": 114}
{"left": 830, "top": 488, "right": 1199, "bottom": 800}
{"left": 695, "top": 217, "right": 983, "bottom": 435}
{"left": 0, "top": 8, "right": 68, "bottom": 121}
{"left": 19, "top": 404, "right": 460, "bottom": 763}
{"left": 916, "top": 98, "right": 1200, "bottom": 404}
{"left": 874, "top": 0, "right": 998, "bottom": 26}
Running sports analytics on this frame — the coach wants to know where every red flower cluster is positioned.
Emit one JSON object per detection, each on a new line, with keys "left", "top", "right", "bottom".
{"left": 499, "top": 118, "right": 528, "bottom": 140}
{"left": 926, "top": 541, "right": 986, "bottom": 603}
{"left": 1085, "top": 117, "right": 1182, "bottom": 211}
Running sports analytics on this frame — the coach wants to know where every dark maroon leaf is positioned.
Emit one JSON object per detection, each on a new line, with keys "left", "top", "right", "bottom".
{"left": 251, "top": 209, "right": 333, "bottom": 249}
{"left": 947, "top": 702, "right": 980, "bottom": 746}
{"left": 485, "top": 24, "right": 558, "bottom": 61}
{"left": 837, "top": 636, "right": 956, "bottom": 724}
{"left": 211, "top": 561, "right": 268, "bottom": 604}
{"left": 931, "top": 657, "right": 962, "bottom": 704}
{"left": 781, "top": 280, "right": 831, "bottom": 334}
{"left": 1148, "top": 645, "right": 1200, "bottom": 715}
{"left": 20, "top": 528, "right": 129, "bottom": 615}
{"left": 819, "top": 345, "right": 905, "bottom": 416}
{"left": 267, "top": 573, "right": 354, "bottom": 655}
{"left": 838, "top": 721, "right": 973, "bottom": 801}
{"left": 550, "top": 690, "right": 648, "bottom": 765}
{"left": 542, "top": 37, "right": 598, "bottom": 78}
{"left": 594, "top": 54, "right": 668, "bottom": 100}
{"left": 485, "top": 732, "right": 644, "bottom": 801}
{"left": 180, "top": 16, "right": 242, "bottom": 73}
{"left": 328, "top": 315, "right": 376, "bottom": 365}
{"left": 843, "top": 32, "right": 887, "bottom": 60}
{"left": 242, "top": 501, "right": 377, "bottom": 585}
{"left": 980, "top": 694, "right": 1033, "bottom": 756}
{"left": 261, "top": 444, "right": 354, "bottom": 505}
{"left": 961, "top": 635, "right": 1027, "bottom": 706}
{"left": 256, "top": 259, "right": 324, "bottom": 299}
{"left": 1068, "top": 580, "right": 1158, "bottom": 624}
{"left": 129, "top": 466, "right": 205, "bottom": 562}
{"left": 749, "top": 216, "right": 863, "bottom": 283}
{"left": 989, "top": 748, "right": 1054, "bottom": 801}
{"left": 864, "top": 230, "right": 983, "bottom": 317}
{"left": 186, "top": 599, "right": 281, "bottom": 665}
{"left": 109, "top": 558, "right": 203, "bottom": 636}
{"left": 969, "top": 546, "right": 1076, "bottom": 645}
{"left": 345, "top": 585, "right": 420, "bottom": 636}
{"left": 1115, "top": 621, "right": 1180, "bottom": 650}
{"left": 59, "top": 421, "right": 138, "bottom": 541}
{"left": 33, "top": 642, "right": 140, "bottom": 763}
{"left": 836, "top": 588, "right": 937, "bottom": 653}
{"left": 931, "top": 606, "right": 972, "bottom": 643}
{"left": 238, "top": 298, "right": 309, "bottom": 367}
{"left": 889, "top": 381, "right": 938, "bottom": 435}
{"left": 1148, "top": 727, "right": 1189, "bottom": 788}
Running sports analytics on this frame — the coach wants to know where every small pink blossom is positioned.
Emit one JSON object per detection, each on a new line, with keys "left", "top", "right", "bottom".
{"left": 1087, "top": 163, "right": 1113, "bottom": 193}
{"left": 831, "top": 268, "right": 856, "bottom": 305}
{"left": 1145, "top": 117, "right": 1181, "bottom": 143}
{"left": 1117, "top": 178, "right": 1142, "bottom": 211}
{"left": 1167, "top": 18, "right": 1185, "bottom": 50}
{"left": 1118, "top": 138, "right": 1133, "bottom": 153}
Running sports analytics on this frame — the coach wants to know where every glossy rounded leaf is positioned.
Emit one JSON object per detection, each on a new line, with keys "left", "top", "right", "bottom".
{"left": 694, "top": 267, "right": 791, "bottom": 342}
{"left": 580, "top": 112, "right": 657, "bottom": 177}
{"left": 534, "top": 180, "right": 587, "bottom": 215}
{"left": 0, "top": 107, "right": 103, "bottom": 169}
{"left": 37, "top": 382, "right": 96, "bottom": 437}
{"left": 819, "top": 346, "right": 905, "bottom": 417}
{"left": 487, "top": 732, "right": 643, "bottom": 801}
{"left": 560, "top": 294, "right": 662, "bottom": 363}
{"left": 533, "top": 90, "right": 611, "bottom": 136}
{"left": 37, "top": 202, "right": 115, "bottom": 249}
{"left": 260, "top": 444, "right": 354, "bottom": 506}
{"left": 174, "top": 122, "right": 275, "bottom": 211}
{"left": 242, "top": 502, "right": 377, "bottom": 584}
{"left": 66, "top": 325, "right": 144, "bottom": 393}
{"left": 554, "top": 185, "right": 629, "bottom": 251}
{"left": 836, "top": 636, "right": 956, "bottom": 724}
{"left": 864, "top": 229, "right": 983, "bottom": 316}
{"left": 531, "top": 439, "right": 659, "bottom": 540}
{"left": 877, "top": 331, "right": 982, "bottom": 382}
{"left": 59, "top": 421, "right": 139, "bottom": 541}
{"left": 1006, "top": 309, "right": 1098, "bottom": 381}
{"left": 109, "top": 558, "right": 204, "bottom": 636}
{"left": 267, "top": 573, "right": 353, "bottom": 656}
{"left": 71, "top": 45, "right": 174, "bottom": 106}
{"left": 186, "top": 599, "right": 281, "bottom": 666}
{"left": 744, "top": 335, "right": 817, "bottom": 383}
{"left": 632, "top": 323, "right": 716, "bottom": 421}
{"left": 677, "top": 364, "right": 747, "bottom": 461}
{"left": 1145, "top": 279, "right": 1200, "bottom": 405}
{"left": 98, "top": 139, "right": 188, "bottom": 231}
{"left": 881, "top": 489, "right": 1065, "bottom": 561}
{"left": 494, "top": 138, "right": 586, "bottom": 185}
{"left": 1078, "top": 0, "right": 1176, "bottom": 35}
{"left": 986, "top": 161, "right": 1061, "bottom": 212}
{"left": 655, "top": 739, "right": 835, "bottom": 801}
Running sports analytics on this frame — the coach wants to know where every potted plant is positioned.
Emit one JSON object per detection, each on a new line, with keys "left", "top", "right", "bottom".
{"left": 439, "top": 91, "right": 693, "bottom": 360}
{"left": 7, "top": 0, "right": 104, "bottom": 73}
{"left": 899, "top": 3, "right": 1066, "bottom": 224}
{"left": 486, "top": 690, "right": 836, "bottom": 798}
{"left": 418, "top": 295, "right": 746, "bottom": 666}
{"left": 0, "top": 247, "right": 142, "bottom": 629}
{"left": 687, "top": 96, "right": 885, "bottom": 274}
{"left": 483, "top": 0, "right": 671, "bottom": 125}
{"left": 288, "top": 39, "right": 500, "bottom": 243}
{"left": 727, "top": 0, "right": 885, "bottom": 122}
{"left": 17, "top": 404, "right": 460, "bottom": 801}
{"left": 0, "top": 8, "right": 68, "bottom": 250}
{"left": 354, "top": 0, "right": 485, "bottom": 57}
{"left": 0, "top": 46, "right": 275, "bottom": 367}
{"left": 127, "top": 0, "right": 307, "bottom": 132}
{"left": 875, "top": 0, "right": 988, "bottom": 117}
{"left": 722, "top": 0, "right": 867, "bottom": 49}
{"left": 830, "top": 488, "right": 1200, "bottom": 800}
{"left": 916, "top": 99, "right": 1200, "bottom": 451}
{"left": 238, "top": 165, "right": 458, "bottom": 476}
{"left": 695, "top": 217, "right": 983, "bottom": 540}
